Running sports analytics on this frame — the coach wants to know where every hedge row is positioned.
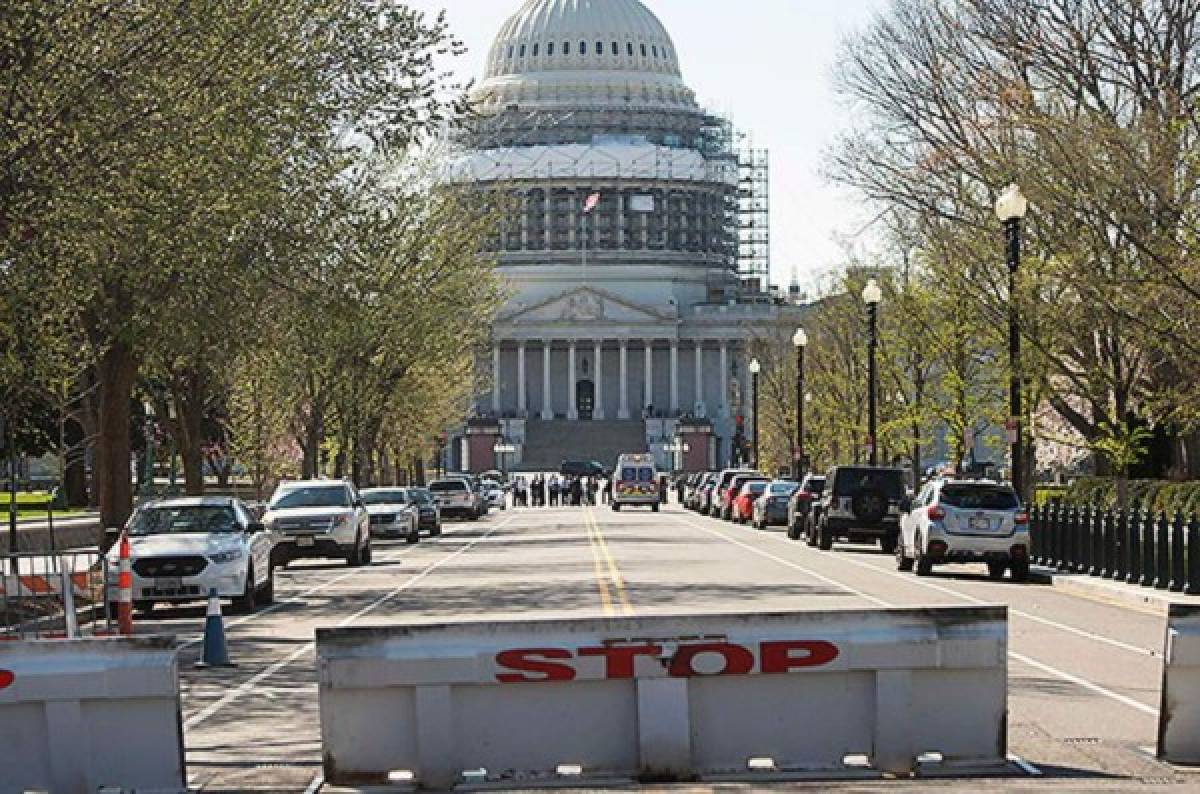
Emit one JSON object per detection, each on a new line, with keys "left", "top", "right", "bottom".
{"left": 1056, "top": 477, "right": 1200, "bottom": 516}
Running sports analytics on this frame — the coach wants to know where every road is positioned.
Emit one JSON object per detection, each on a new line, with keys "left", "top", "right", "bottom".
{"left": 128, "top": 501, "right": 1198, "bottom": 792}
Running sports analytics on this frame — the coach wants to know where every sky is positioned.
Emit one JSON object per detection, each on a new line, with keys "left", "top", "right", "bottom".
{"left": 404, "top": 0, "right": 889, "bottom": 291}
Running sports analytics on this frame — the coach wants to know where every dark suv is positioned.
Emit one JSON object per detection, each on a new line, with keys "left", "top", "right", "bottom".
{"left": 561, "top": 460, "right": 606, "bottom": 478}
{"left": 812, "top": 466, "right": 907, "bottom": 553}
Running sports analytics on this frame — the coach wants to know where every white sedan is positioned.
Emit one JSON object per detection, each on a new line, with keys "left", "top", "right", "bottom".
{"left": 361, "top": 488, "right": 421, "bottom": 543}
{"left": 113, "top": 497, "right": 277, "bottom": 614}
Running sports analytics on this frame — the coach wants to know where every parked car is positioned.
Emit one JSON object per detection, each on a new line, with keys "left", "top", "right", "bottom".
{"left": 697, "top": 473, "right": 720, "bottom": 513}
{"left": 711, "top": 469, "right": 760, "bottom": 519}
{"left": 361, "top": 487, "right": 420, "bottom": 544}
{"left": 812, "top": 466, "right": 907, "bottom": 552}
{"left": 114, "top": 496, "right": 277, "bottom": 615}
{"left": 429, "top": 477, "right": 484, "bottom": 520}
{"left": 689, "top": 472, "right": 715, "bottom": 511}
{"left": 787, "top": 474, "right": 827, "bottom": 541}
{"left": 263, "top": 480, "right": 372, "bottom": 567}
{"left": 408, "top": 487, "right": 442, "bottom": 537}
{"left": 897, "top": 479, "right": 1030, "bottom": 581}
{"left": 753, "top": 480, "right": 799, "bottom": 529}
{"left": 723, "top": 473, "right": 768, "bottom": 521}
{"left": 732, "top": 480, "right": 770, "bottom": 524}
{"left": 482, "top": 479, "right": 507, "bottom": 511}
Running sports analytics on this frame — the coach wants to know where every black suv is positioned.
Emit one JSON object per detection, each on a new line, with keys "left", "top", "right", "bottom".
{"left": 561, "top": 460, "right": 607, "bottom": 478}
{"left": 812, "top": 466, "right": 907, "bottom": 553}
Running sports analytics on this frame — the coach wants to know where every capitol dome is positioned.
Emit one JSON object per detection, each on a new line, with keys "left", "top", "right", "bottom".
{"left": 473, "top": 0, "right": 696, "bottom": 114}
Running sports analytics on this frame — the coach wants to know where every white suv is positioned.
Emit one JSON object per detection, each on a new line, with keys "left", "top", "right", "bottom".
{"left": 897, "top": 479, "right": 1030, "bottom": 581}
{"left": 263, "top": 480, "right": 372, "bottom": 567}
{"left": 115, "top": 497, "right": 277, "bottom": 614}
{"left": 429, "top": 478, "right": 481, "bottom": 519}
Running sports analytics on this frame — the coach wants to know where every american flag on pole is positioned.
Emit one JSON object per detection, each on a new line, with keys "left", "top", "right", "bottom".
{"left": 583, "top": 192, "right": 601, "bottom": 213}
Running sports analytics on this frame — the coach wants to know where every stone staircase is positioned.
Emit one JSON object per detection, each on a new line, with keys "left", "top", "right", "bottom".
{"left": 519, "top": 420, "right": 648, "bottom": 472}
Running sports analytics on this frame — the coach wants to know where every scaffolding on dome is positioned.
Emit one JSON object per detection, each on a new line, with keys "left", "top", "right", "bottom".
{"left": 737, "top": 147, "right": 770, "bottom": 295}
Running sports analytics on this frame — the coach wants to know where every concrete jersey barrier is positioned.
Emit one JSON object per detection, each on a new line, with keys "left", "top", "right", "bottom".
{"left": 316, "top": 606, "right": 1007, "bottom": 787}
{"left": 0, "top": 636, "right": 185, "bottom": 794}
{"left": 1159, "top": 604, "right": 1200, "bottom": 763}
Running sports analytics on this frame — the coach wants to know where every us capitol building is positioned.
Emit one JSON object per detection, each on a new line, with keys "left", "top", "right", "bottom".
{"left": 446, "top": 0, "right": 805, "bottom": 474}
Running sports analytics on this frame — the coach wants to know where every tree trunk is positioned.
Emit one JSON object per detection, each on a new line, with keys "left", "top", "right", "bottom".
{"left": 96, "top": 340, "right": 138, "bottom": 537}
{"left": 63, "top": 418, "right": 88, "bottom": 507}
{"left": 173, "top": 369, "right": 207, "bottom": 496}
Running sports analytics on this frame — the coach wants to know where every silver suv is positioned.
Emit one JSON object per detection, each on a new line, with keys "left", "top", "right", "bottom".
{"left": 429, "top": 477, "right": 484, "bottom": 520}
{"left": 263, "top": 480, "right": 372, "bottom": 567}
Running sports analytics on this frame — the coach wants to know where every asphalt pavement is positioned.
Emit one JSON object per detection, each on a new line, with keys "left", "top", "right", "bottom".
{"left": 126, "top": 501, "right": 1200, "bottom": 792}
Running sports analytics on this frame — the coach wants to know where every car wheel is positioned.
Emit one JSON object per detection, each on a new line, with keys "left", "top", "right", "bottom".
{"left": 1010, "top": 559, "right": 1030, "bottom": 582}
{"left": 818, "top": 524, "right": 834, "bottom": 551}
{"left": 879, "top": 535, "right": 897, "bottom": 555}
{"left": 233, "top": 565, "right": 257, "bottom": 613}
{"left": 895, "top": 540, "right": 914, "bottom": 572}
{"left": 651, "top": 503, "right": 659, "bottom": 513}
{"left": 259, "top": 567, "right": 275, "bottom": 605}
{"left": 787, "top": 518, "right": 801, "bottom": 540}
{"left": 915, "top": 536, "right": 933, "bottom": 576}
{"left": 407, "top": 519, "right": 420, "bottom": 544}
{"left": 346, "top": 533, "right": 364, "bottom": 567}
{"left": 361, "top": 538, "right": 373, "bottom": 565}
{"left": 987, "top": 561, "right": 1007, "bottom": 580}
{"left": 612, "top": 503, "right": 621, "bottom": 512}
{"left": 805, "top": 519, "right": 820, "bottom": 548}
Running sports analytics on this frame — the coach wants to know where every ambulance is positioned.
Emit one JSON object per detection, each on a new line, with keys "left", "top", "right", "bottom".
{"left": 612, "top": 453, "right": 660, "bottom": 512}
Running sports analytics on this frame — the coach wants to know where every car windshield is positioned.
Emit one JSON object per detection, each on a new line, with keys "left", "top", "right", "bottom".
{"left": 129, "top": 505, "right": 238, "bottom": 536}
{"left": 835, "top": 469, "right": 905, "bottom": 499}
{"left": 769, "top": 483, "right": 798, "bottom": 495}
{"left": 409, "top": 490, "right": 433, "bottom": 505}
{"left": 745, "top": 482, "right": 768, "bottom": 496}
{"left": 429, "top": 481, "right": 466, "bottom": 492}
{"left": 362, "top": 490, "right": 408, "bottom": 506}
{"left": 939, "top": 485, "right": 1019, "bottom": 510}
{"left": 270, "top": 486, "right": 350, "bottom": 509}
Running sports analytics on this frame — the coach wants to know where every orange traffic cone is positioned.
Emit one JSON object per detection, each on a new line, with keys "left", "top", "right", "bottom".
{"left": 116, "top": 531, "right": 133, "bottom": 636}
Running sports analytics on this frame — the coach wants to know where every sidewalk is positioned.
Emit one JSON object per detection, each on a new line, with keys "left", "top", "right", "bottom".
{"left": 1030, "top": 564, "right": 1199, "bottom": 611}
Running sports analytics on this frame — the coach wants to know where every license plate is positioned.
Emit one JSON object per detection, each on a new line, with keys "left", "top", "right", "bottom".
{"left": 155, "top": 577, "right": 183, "bottom": 591}
{"left": 297, "top": 536, "right": 316, "bottom": 547}
{"left": 969, "top": 517, "right": 991, "bottom": 531}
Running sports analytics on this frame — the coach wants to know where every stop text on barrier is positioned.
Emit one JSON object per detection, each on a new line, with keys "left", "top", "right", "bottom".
{"left": 0, "top": 670, "right": 13, "bottom": 690}
{"left": 495, "top": 640, "right": 839, "bottom": 683}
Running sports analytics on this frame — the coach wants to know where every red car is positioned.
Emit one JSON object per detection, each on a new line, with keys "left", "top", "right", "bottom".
{"left": 720, "top": 472, "right": 765, "bottom": 520}
{"left": 732, "top": 479, "right": 769, "bottom": 523}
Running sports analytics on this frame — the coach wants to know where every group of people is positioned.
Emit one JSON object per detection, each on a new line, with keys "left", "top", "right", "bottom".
{"left": 510, "top": 474, "right": 609, "bottom": 507}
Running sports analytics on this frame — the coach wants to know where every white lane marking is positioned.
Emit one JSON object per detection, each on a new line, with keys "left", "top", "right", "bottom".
{"left": 183, "top": 516, "right": 514, "bottom": 731}
{"left": 678, "top": 517, "right": 890, "bottom": 607}
{"left": 176, "top": 526, "right": 474, "bottom": 648}
{"left": 1010, "top": 651, "right": 1159, "bottom": 717}
{"left": 805, "top": 543, "right": 1158, "bottom": 657}
{"left": 676, "top": 513, "right": 1162, "bottom": 718}
{"left": 1008, "top": 753, "right": 1043, "bottom": 776}
{"left": 303, "top": 772, "right": 324, "bottom": 794}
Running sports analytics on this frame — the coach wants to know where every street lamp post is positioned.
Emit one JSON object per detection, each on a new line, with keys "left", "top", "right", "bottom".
{"left": 995, "top": 184, "right": 1029, "bottom": 499}
{"left": 862, "top": 279, "right": 883, "bottom": 467}
{"left": 792, "top": 329, "right": 808, "bottom": 479}
{"left": 749, "top": 358, "right": 762, "bottom": 470}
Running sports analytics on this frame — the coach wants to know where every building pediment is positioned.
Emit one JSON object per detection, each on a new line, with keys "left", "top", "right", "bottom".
{"left": 498, "top": 286, "right": 676, "bottom": 326}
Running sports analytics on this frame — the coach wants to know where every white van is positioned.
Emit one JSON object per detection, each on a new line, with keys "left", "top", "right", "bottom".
{"left": 612, "top": 454, "right": 660, "bottom": 512}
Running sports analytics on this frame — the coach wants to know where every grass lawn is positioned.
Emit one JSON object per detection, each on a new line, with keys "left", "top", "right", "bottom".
{"left": 0, "top": 492, "right": 84, "bottom": 519}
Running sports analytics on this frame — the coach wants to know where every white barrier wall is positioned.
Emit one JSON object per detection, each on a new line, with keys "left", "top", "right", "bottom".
{"left": 1159, "top": 604, "right": 1200, "bottom": 763}
{"left": 317, "top": 607, "right": 1007, "bottom": 787}
{"left": 0, "top": 636, "right": 185, "bottom": 794}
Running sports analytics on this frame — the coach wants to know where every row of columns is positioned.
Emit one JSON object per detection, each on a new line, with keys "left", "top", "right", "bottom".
{"left": 491, "top": 339, "right": 733, "bottom": 420}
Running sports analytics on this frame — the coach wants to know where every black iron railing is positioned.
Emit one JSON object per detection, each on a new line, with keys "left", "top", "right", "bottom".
{"left": 1030, "top": 505, "right": 1200, "bottom": 595}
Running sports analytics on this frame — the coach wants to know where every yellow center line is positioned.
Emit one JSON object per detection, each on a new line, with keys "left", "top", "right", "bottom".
{"left": 587, "top": 507, "right": 635, "bottom": 616}
{"left": 585, "top": 507, "right": 615, "bottom": 615}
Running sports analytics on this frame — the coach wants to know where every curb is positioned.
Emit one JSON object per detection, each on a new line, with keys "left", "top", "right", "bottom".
{"left": 1030, "top": 565, "right": 1198, "bottom": 611}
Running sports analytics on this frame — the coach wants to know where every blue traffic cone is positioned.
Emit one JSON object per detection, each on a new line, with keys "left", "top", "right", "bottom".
{"left": 194, "top": 588, "right": 236, "bottom": 669}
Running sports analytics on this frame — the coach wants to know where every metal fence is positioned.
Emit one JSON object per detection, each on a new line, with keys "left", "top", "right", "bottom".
{"left": 1, "top": 549, "right": 111, "bottom": 639}
{"left": 1031, "top": 505, "right": 1200, "bottom": 595}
